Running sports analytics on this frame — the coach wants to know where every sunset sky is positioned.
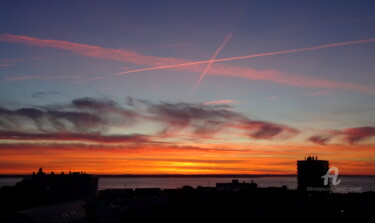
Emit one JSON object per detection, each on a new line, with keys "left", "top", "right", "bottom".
{"left": 0, "top": 0, "right": 374, "bottom": 175}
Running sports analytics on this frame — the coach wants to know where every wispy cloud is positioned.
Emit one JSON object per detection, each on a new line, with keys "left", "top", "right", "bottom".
{"left": 132, "top": 98, "right": 300, "bottom": 139}
{"left": 308, "top": 135, "right": 331, "bottom": 145}
{"left": 343, "top": 127, "right": 375, "bottom": 144}
{"left": 2, "top": 75, "right": 82, "bottom": 82}
{"left": 0, "top": 55, "right": 51, "bottom": 65}
{"left": 0, "top": 64, "right": 13, "bottom": 68}
{"left": 31, "top": 90, "right": 60, "bottom": 98}
{"left": 0, "top": 33, "right": 187, "bottom": 67}
{"left": 0, "top": 97, "right": 299, "bottom": 142}
{"left": 203, "top": 99, "right": 238, "bottom": 105}
{"left": 1, "top": 34, "right": 374, "bottom": 92}
{"left": 266, "top": 96, "right": 278, "bottom": 101}
{"left": 0, "top": 131, "right": 150, "bottom": 144}
{"left": 309, "top": 127, "right": 375, "bottom": 145}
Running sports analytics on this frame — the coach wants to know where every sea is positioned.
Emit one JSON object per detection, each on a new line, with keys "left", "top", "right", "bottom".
{"left": 1, "top": 176, "right": 375, "bottom": 192}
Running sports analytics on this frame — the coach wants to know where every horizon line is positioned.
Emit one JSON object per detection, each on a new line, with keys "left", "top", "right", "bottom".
{"left": 1, "top": 174, "right": 375, "bottom": 178}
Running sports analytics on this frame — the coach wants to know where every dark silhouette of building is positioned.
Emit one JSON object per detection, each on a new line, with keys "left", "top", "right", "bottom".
{"left": 2, "top": 163, "right": 375, "bottom": 223}
{"left": 0, "top": 168, "right": 98, "bottom": 214}
{"left": 26, "top": 168, "right": 98, "bottom": 202}
{"left": 216, "top": 179, "right": 257, "bottom": 191}
{"left": 297, "top": 156, "right": 329, "bottom": 191}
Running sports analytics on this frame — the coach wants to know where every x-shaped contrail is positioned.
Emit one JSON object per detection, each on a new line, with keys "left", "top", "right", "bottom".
{"left": 76, "top": 37, "right": 375, "bottom": 84}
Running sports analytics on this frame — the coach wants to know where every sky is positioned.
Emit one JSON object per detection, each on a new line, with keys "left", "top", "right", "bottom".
{"left": 0, "top": 0, "right": 374, "bottom": 175}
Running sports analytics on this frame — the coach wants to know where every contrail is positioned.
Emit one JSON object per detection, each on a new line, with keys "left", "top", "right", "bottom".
{"left": 0, "top": 64, "right": 13, "bottom": 67}
{"left": 189, "top": 32, "right": 233, "bottom": 95}
{"left": 75, "top": 37, "right": 375, "bottom": 83}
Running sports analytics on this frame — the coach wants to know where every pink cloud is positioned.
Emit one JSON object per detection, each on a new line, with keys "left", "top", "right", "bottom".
{"left": 266, "top": 96, "right": 278, "bottom": 100}
{"left": 0, "top": 34, "right": 188, "bottom": 67}
{"left": 203, "top": 99, "right": 238, "bottom": 105}
{"left": 308, "top": 135, "right": 331, "bottom": 145}
{"left": 343, "top": 127, "right": 375, "bottom": 144}
{"left": 0, "top": 64, "right": 13, "bottom": 68}
{"left": 1, "top": 33, "right": 374, "bottom": 93}
{"left": 308, "top": 127, "right": 375, "bottom": 145}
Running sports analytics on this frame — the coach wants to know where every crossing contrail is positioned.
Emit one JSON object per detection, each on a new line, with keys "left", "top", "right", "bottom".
{"left": 75, "top": 37, "right": 375, "bottom": 83}
{"left": 189, "top": 32, "right": 233, "bottom": 95}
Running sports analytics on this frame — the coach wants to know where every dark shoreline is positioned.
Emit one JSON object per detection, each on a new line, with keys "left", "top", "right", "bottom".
{"left": 1, "top": 174, "right": 375, "bottom": 178}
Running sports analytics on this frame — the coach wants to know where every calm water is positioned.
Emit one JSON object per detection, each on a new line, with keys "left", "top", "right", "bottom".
{"left": 98, "top": 177, "right": 298, "bottom": 190}
{"left": 1, "top": 177, "right": 374, "bottom": 192}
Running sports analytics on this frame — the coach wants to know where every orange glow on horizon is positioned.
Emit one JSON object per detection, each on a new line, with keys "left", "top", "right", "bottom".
{"left": 0, "top": 142, "right": 374, "bottom": 175}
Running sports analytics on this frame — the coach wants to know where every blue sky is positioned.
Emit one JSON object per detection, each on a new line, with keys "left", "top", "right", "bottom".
{"left": 1, "top": 0, "right": 375, "bottom": 128}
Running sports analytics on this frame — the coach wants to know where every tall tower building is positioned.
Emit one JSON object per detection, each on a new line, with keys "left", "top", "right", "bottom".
{"left": 297, "top": 156, "right": 329, "bottom": 191}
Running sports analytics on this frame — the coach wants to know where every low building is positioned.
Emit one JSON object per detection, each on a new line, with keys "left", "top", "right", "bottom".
{"left": 216, "top": 179, "right": 257, "bottom": 191}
